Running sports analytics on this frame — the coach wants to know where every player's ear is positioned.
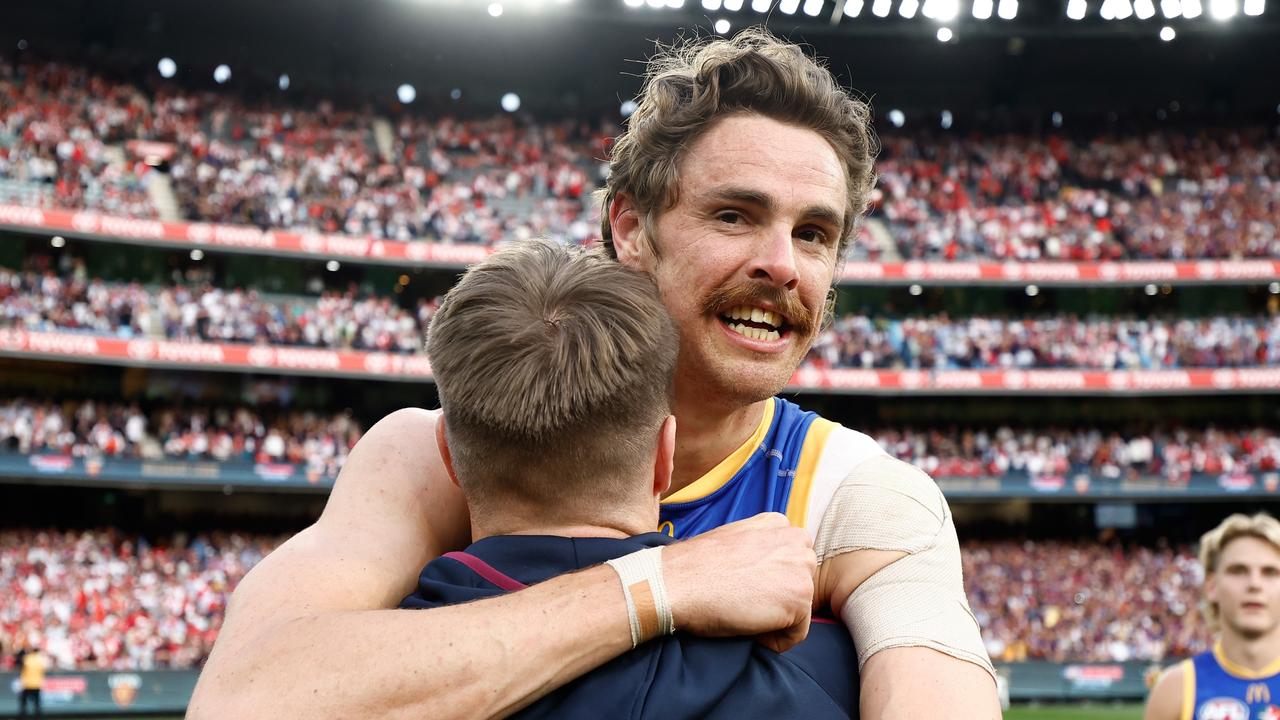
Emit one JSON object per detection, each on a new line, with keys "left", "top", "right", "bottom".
{"left": 653, "top": 414, "right": 676, "bottom": 498}
{"left": 435, "top": 414, "right": 461, "bottom": 489}
{"left": 609, "top": 191, "right": 654, "bottom": 272}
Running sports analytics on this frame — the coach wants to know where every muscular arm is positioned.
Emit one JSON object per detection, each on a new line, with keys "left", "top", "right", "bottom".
{"left": 813, "top": 455, "right": 1001, "bottom": 720}
{"left": 190, "top": 408, "right": 817, "bottom": 720}
{"left": 1144, "top": 662, "right": 1188, "bottom": 720}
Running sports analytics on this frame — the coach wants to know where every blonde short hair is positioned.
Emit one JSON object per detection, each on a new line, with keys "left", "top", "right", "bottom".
{"left": 1198, "top": 512, "right": 1280, "bottom": 629}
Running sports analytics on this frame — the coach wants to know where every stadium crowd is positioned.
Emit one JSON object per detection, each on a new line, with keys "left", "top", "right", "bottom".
{"left": 0, "top": 529, "right": 1212, "bottom": 670}
{"left": 4, "top": 259, "right": 1279, "bottom": 370}
{"left": 0, "top": 398, "right": 362, "bottom": 477}
{"left": 4, "top": 58, "right": 1280, "bottom": 260}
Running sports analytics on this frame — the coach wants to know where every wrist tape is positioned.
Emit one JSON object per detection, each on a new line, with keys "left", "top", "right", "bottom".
{"left": 605, "top": 546, "right": 675, "bottom": 648}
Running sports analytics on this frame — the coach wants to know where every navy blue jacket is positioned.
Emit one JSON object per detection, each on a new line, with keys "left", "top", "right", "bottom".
{"left": 400, "top": 533, "right": 858, "bottom": 719}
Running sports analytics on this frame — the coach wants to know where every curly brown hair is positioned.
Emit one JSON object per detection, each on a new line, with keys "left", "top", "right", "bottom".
{"left": 599, "top": 27, "right": 878, "bottom": 259}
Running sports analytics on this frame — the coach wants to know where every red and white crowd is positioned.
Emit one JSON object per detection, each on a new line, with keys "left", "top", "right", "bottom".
{"left": 0, "top": 398, "right": 362, "bottom": 476}
{"left": 0, "top": 530, "right": 1213, "bottom": 669}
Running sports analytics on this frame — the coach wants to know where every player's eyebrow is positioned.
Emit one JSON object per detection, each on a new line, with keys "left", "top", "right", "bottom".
{"left": 703, "top": 185, "right": 843, "bottom": 230}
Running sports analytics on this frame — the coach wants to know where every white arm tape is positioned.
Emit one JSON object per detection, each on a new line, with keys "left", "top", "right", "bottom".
{"left": 814, "top": 454, "right": 995, "bottom": 679}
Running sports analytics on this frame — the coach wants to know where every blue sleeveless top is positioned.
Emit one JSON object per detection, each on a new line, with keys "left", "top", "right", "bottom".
{"left": 1182, "top": 644, "right": 1280, "bottom": 720}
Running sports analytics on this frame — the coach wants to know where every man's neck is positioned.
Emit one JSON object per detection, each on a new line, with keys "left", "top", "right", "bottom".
{"left": 1219, "top": 628, "right": 1280, "bottom": 673}
{"left": 471, "top": 509, "right": 657, "bottom": 542}
{"left": 667, "top": 396, "right": 769, "bottom": 494}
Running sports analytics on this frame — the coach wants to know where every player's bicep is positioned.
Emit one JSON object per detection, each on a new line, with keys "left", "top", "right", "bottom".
{"left": 1143, "top": 663, "right": 1189, "bottom": 720}
{"left": 861, "top": 647, "right": 1000, "bottom": 719}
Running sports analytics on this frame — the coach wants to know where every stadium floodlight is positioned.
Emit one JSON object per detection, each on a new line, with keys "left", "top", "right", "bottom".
{"left": 1209, "top": 0, "right": 1237, "bottom": 18}
{"left": 703, "top": 0, "right": 722, "bottom": 8}
{"left": 715, "top": 17, "right": 732, "bottom": 31}
{"left": 900, "top": 0, "right": 920, "bottom": 17}
{"left": 997, "top": 0, "right": 1018, "bottom": 18}
{"left": 940, "top": 109, "right": 953, "bottom": 128}
{"left": 1270, "top": 281, "right": 1280, "bottom": 294}
{"left": 397, "top": 84, "right": 416, "bottom": 103}
{"left": 190, "top": 249, "right": 204, "bottom": 261}
{"left": 1025, "top": 284, "right": 1039, "bottom": 297}
{"left": 753, "top": 0, "right": 772, "bottom": 12}
{"left": 451, "top": 88, "right": 462, "bottom": 100}
{"left": 908, "top": 284, "right": 923, "bottom": 296}
{"left": 669, "top": 0, "right": 685, "bottom": 8}
{"left": 1066, "top": 0, "right": 1087, "bottom": 18}
{"left": 1100, "top": 0, "right": 1116, "bottom": 18}
{"left": 803, "top": 0, "right": 824, "bottom": 15}
{"left": 779, "top": 0, "right": 800, "bottom": 12}
{"left": 1183, "top": 0, "right": 1202, "bottom": 17}
{"left": 50, "top": 236, "right": 66, "bottom": 248}
{"left": 724, "top": 0, "right": 744, "bottom": 10}
{"left": 1243, "top": 0, "right": 1264, "bottom": 13}
{"left": 888, "top": 109, "right": 905, "bottom": 127}
{"left": 1115, "top": 0, "right": 1134, "bottom": 18}
{"left": 972, "top": 0, "right": 994, "bottom": 19}
{"left": 937, "top": 26, "right": 953, "bottom": 40}
{"left": 1161, "top": 0, "right": 1182, "bottom": 15}
{"left": 1159, "top": 24, "right": 1176, "bottom": 38}
{"left": 157, "top": 57, "right": 177, "bottom": 79}
{"left": 923, "top": 0, "right": 960, "bottom": 19}
{"left": 326, "top": 261, "right": 341, "bottom": 272}
{"left": 646, "top": 0, "right": 665, "bottom": 8}
{"left": 1052, "top": 110, "right": 1063, "bottom": 127}
{"left": 488, "top": 2, "right": 503, "bottom": 16}
{"left": 872, "top": 0, "right": 893, "bottom": 15}
{"left": 620, "top": 99, "right": 638, "bottom": 117}
{"left": 624, "top": 0, "right": 644, "bottom": 7}
{"left": 845, "top": 0, "right": 865, "bottom": 15}
{"left": 1144, "top": 284, "right": 1158, "bottom": 295}
{"left": 501, "top": 92, "right": 521, "bottom": 112}
{"left": 213, "top": 64, "right": 231, "bottom": 84}
{"left": 1135, "top": 0, "right": 1156, "bottom": 17}
{"left": 278, "top": 74, "right": 290, "bottom": 91}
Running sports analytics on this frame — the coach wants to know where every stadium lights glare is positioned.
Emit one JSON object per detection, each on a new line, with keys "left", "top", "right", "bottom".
{"left": 1209, "top": 0, "right": 1238, "bottom": 18}
{"left": 888, "top": 109, "right": 905, "bottom": 127}
{"left": 724, "top": 0, "right": 744, "bottom": 10}
{"left": 715, "top": 17, "right": 732, "bottom": 31}
{"left": 937, "top": 26, "right": 953, "bottom": 40}
{"left": 1025, "top": 284, "right": 1039, "bottom": 297}
{"left": 753, "top": 0, "right": 771, "bottom": 12}
{"left": 397, "top": 84, "right": 416, "bottom": 104}
{"left": 278, "top": 74, "right": 290, "bottom": 91}
{"left": 1052, "top": 110, "right": 1064, "bottom": 127}
{"left": 972, "top": 0, "right": 994, "bottom": 19}
{"left": 900, "top": 0, "right": 920, "bottom": 17}
{"left": 1161, "top": 0, "right": 1182, "bottom": 15}
{"left": 1066, "top": 0, "right": 1087, "bottom": 18}
{"left": 213, "top": 64, "right": 231, "bottom": 84}
{"left": 780, "top": 0, "right": 800, "bottom": 13}
{"left": 1135, "top": 0, "right": 1157, "bottom": 17}
{"left": 1183, "top": 0, "right": 1202, "bottom": 18}
{"left": 488, "top": 2, "right": 503, "bottom": 16}
{"left": 1101, "top": 0, "right": 1116, "bottom": 18}
{"left": 872, "top": 0, "right": 892, "bottom": 15}
{"left": 1244, "top": 0, "right": 1264, "bottom": 14}
{"left": 703, "top": 0, "right": 722, "bottom": 8}
{"left": 941, "top": 109, "right": 953, "bottom": 129}
{"left": 190, "top": 249, "right": 204, "bottom": 261}
{"left": 620, "top": 99, "right": 638, "bottom": 117}
{"left": 157, "top": 57, "right": 177, "bottom": 79}
{"left": 923, "top": 0, "right": 960, "bottom": 20}
{"left": 1160, "top": 24, "right": 1177, "bottom": 38}
{"left": 646, "top": 0, "right": 665, "bottom": 8}
{"left": 624, "top": 0, "right": 644, "bottom": 7}
{"left": 908, "top": 284, "right": 923, "bottom": 296}
{"left": 802, "top": 0, "right": 824, "bottom": 15}
{"left": 326, "top": 261, "right": 341, "bottom": 272}
{"left": 1270, "top": 281, "right": 1280, "bottom": 294}
{"left": 50, "top": 236, "right": 65, "bottom": 248}
{"left": 669, "top": 0, "right": 685, "bottom": 8}
{"left": 1144, "top": 284, "right": 1158, "bottom": 295}
{"left": 451, "top": 88, "right": 462, "bottom": 100}
{"left": 997, "top": 0, "right": 1018, "bottom": 18}
{"left": 844, "top": 0, "right": 864, "bottom": 15}
{"left": 501, "top": 92, "right": 522, "bottom": 112}
{"left": 1115, "top": 0, "right": 1134, "bottom": 19}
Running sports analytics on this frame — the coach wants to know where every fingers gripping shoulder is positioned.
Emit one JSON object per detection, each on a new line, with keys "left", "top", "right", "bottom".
{"left": 813, "top": 454, "right": 948, "bottom": 563}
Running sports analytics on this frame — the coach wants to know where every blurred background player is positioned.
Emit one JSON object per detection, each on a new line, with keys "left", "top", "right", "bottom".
{"left": 1145, "top": 513, "right": 1280, "bottom": 720}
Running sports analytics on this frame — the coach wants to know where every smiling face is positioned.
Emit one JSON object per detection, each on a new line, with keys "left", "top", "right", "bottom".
{"left": 1206, "top": 535, "right": 1280, "bottom": 641}
{"left": 617, "top": 113, "right": 845, "bottom": 409}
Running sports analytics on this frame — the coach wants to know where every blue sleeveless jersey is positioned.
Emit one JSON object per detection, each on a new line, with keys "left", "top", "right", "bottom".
{"left": 400, "top": 533, "right": 859, "bottom": 720}
{"left": 658, "top": 397, "right": 885, "bottom": 540}
{"left": 1181, "top": 644, "right": 1280, "bottom": 720}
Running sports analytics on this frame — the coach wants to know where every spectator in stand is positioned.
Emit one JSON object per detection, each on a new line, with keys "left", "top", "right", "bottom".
{"left": 15, "top": 641, "right": 47, "bottom": 718}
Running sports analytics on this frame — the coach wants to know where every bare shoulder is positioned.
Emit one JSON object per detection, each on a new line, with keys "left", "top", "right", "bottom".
{"left": 214, "top": 407, "right": 469, "bottom": 646}
{"left": 1144, "top": 661, "right": 1190, "bottom": 720}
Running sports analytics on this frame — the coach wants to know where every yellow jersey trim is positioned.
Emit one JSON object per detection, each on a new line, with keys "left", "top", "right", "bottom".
{"left": 662, "top": 399, "right": 775, "bottom": 505}
{"left": 785, "top": 418, "right": 836, "bottom": 529}
{"left": 1213, "top": 641, "right": 1280, "bottom": 680}
{"left": 1179, "top": 659, "right": 1194, "bottom": 720}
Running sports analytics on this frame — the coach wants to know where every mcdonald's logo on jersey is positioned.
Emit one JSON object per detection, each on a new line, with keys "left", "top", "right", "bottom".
{"left": 1248, "top": 682, "right": 1273, "bottom": 705}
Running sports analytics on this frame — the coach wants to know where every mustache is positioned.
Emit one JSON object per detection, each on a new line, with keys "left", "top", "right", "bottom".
{"left": 699, "top": 281, "right": 819, "bottom": 338}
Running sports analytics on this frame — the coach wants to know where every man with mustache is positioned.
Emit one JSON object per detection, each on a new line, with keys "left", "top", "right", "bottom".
{"left": 190, "top": 27, "right": 999, "bottom": 720}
